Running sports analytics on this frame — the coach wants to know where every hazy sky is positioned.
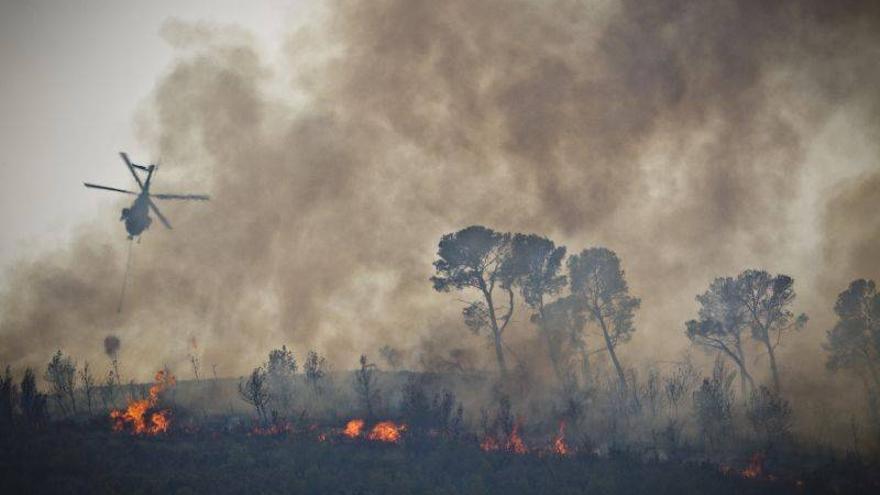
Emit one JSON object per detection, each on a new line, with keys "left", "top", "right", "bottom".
{"left": 0, "top": 0, "right": 299, "bottom": 269}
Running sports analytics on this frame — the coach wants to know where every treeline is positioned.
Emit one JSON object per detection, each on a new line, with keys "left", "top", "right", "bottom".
{"left": 429, "top": 226, "right": 880, "bottom": 447}
{"left": 429, "top": 227, "right": 813, "bottom": 393}
{"left": 1, "top": 225, "right": 878, "bottom": 461}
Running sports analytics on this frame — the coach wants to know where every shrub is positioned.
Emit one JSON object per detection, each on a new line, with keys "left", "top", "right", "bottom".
{"left": 693, "top": 357, "right": 735, "bottom": 450}
{"left": 747, "top": 385, "right": 793, "bottom": 447}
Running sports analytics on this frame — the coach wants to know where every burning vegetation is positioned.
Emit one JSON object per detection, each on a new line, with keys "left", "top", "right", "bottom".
{"left": 109, "top": 369, "right": 176, "bottom": 435}
{"left": 343, "top": 418, "right": 364, "bottom": 439}
{"left": 2, "top": 0, "right": 880, "bottom": 492}
{"left": 3, "top": 223, "right": 880, "bottom": 493}
{"left": 3, "top": 335, "right": 880, "bottom": 494}
{"left": 552, "top": 421, "right": 570, "bottom": 456}
{"left": 366, "top": 421, "right": 405, "bottom": 443}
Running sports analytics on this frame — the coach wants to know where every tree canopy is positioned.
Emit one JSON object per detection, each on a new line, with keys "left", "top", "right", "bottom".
{"left": 567, "top": 247, "right": 640, "bottom": 390}
{"left": 825, "top": 279, "right": 880, "bottom": 389}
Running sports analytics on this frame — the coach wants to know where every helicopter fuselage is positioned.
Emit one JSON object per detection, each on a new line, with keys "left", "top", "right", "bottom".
{"left": 121, "top": 194, "right": 152, "bottom": 238}
{"left": 85, "top": 152, "right": 208, "bottom": 238}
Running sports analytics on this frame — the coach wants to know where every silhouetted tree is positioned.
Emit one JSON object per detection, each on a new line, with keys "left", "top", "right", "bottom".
{"left": 685, "top": 277, "right": 755, "bottom": 400}
{"left": 100, "top": 369, "right": 116, "bottom": 410}
{"left": 78, "top": 361, "right": 96, "bottom": 415}
{"left": 189, "top": 354, "right": 201, "bottom": 382}
{"left": 400, "top": 379, "right": 464, "bottom": 441}
{"left": 737, "top": 270, "right": 807, "bottom": 393}
{"left": 431, "top": 226, "right": 516, "bottom": 376}
{"left": 640, "top": 368, "right": 663, "bottom": 420}
{"left": 401, "top": 376, "right": 432, "bottom": 430}
{"left": 20, "top": 368, "right": 48, "bottom": 430}
{"left": 304, "top": 350, "right": 328, "bottom": 396}
{"left": 265, "top": 345, "right": 297, "bottom": 413}
{"left": 45, "top": 350, "right": 77, "bottom": 416}
{"left": 541, "top": 295, "right": 588, "bottom": 390}
{"left": 432, "top": 389, "right": 463, "bottom": 437}
{"left": 0, "top": 366, "right": 16, "bottom": 433}
{"left": 664, "top": 356, "right": 700, "bottom": 417}
{"left": 825, "top": 279, "right": 880, "bottom": 396}
{"left": 568, "top": 248, "right": 640, "bottom": 391}
{"left": 693, "top": 357, "right": 736, "bottom": 451}
{"left": 104, "top": 335, "right": 122, "bottom": 386}
{"left": 507, "top": 233, "right": 568, "bottom": 384}
{"left": 239, "top": 367, "right": 270, "bottom": 424}
{"left": 354, "top": 354, "right": 380, "bottom": 419}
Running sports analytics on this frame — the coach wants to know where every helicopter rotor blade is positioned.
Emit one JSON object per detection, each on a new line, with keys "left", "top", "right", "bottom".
{"left": 84, "top": 183, "right": 138, "bottom": 195}
{"left": 119, "top": 152, "right": 145, "bottom": 191}
{"left": 150, "top": 193, "right": 210, "bottom": 201}
{"left": 148, "top": 198, "right": 173, "bottom": 230}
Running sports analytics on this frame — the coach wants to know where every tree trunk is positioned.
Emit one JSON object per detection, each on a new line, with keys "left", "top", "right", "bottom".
{"left": 69, "top": 389, "right": 77, "bottom": 414}
{"left": 735, "top": 339, "right": 753, "bottom": 402}
{"left": 537, "top": 301, "right": 565, "bottom": 386}
{"left": 492, "top": 331, "right": 507, "bottom": 376}
{"left": 764, "top": 339, "right": 782, "bottom": 393}
{"left": 596, "top": 311, "right": 627, "bottom": 391}
{"left": 862, "top": 349, "right": 880, "bottom": 390}
{"left": 482, "top": 286, "right": 508, "bottom": 377}
{"left": 580, "top": 347, "right": 591, "bottom": 388}
{"left": 718, "top": 344, "right": 755, "bottom": 402}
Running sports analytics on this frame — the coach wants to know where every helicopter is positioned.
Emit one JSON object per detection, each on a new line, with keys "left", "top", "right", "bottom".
{"left": 84, "top": 152, "right": 210, "bottom": 239}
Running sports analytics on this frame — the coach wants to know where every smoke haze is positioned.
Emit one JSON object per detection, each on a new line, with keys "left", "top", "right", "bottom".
{"left": 1, "top": 0, "right": 878, "bottom": 405}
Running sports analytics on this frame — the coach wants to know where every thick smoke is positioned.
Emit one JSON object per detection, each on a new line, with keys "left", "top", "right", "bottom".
{"left": 1, "top": 0, "right": 879, "bottom": 393}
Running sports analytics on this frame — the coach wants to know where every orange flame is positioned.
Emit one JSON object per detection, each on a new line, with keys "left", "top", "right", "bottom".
{"left": 552, "top": 421, "right": 570, "bottom": 455}
{"left": 742, "top": 452, "right": 765, "bottom": 479}
{"left": 506, "top": 423, "right": 528, "bottom": 454}
{"left": 367, "top": 421, "right": 404, "bottom": 443}
{"left": 343, "top": 419, "right": 365, "bottom": 438}
{"left": 110, "top": 370, "right": 176, "bottom": 435}
{"left": 480, "top": 435, "right": 500, "bottom": 452}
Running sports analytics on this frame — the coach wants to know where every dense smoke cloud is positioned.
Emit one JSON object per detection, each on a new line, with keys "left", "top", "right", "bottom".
{"left": 1, "top": 0, "right": 878, "bottom": 394}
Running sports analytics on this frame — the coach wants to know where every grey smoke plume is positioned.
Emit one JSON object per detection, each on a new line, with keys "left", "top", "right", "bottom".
{"left": 1, "top": 0, "right": 879, "bottom": 389}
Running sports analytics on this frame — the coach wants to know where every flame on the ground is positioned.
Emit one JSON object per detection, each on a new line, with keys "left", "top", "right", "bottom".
{"left": 552, "top": 421, "right": 570, "bottom": 455}
{"left": 506, "top": 423, "right": 528, "bottom": 454}
{"left": 480, "top": 435, "right": 500, "bottom": 452}
{"left": 480, "top": 423, "right": 528, "bottom": 454}
{"left": 742, "top": 452, "right": 765, "bottom": 479}
{"left": 367, "top": 421, "right": 405, "bottom": 443}
{"left": 343, "top": 419, "right": 365, "bottom": 438}
{"left": 110, "top": 370, "right": 176, "bottom": 435}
